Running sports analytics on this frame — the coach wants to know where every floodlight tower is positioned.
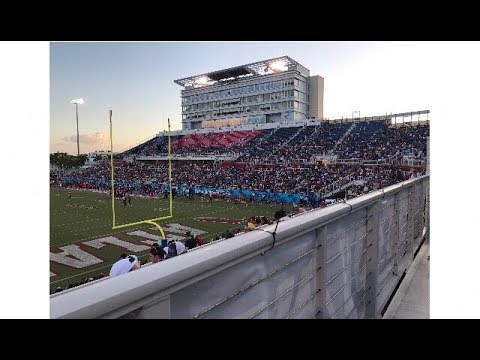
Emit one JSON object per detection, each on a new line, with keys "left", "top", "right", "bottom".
{"left": 70, "top": 98, "right": 84, "bottom": 156}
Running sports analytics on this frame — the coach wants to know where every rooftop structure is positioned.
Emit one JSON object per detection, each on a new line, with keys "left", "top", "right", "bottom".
{"left": 174, "top": 56, "right": 323, "bottom": 130}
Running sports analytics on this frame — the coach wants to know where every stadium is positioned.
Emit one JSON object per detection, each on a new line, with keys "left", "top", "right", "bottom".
{"left": 50, "top": 56, "right": 430, "bottom": 319}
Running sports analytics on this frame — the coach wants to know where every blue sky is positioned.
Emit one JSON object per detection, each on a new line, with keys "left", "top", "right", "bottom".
{"left": 51, "top": 41, "right": 444, "bottom": 154}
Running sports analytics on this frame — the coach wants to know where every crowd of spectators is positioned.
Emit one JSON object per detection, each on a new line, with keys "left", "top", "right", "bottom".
{"left": 50, "top": 121, "right": 428, "bottom": 208}
{"left": 51, "top": 120, "right": 429, "bottom": 293}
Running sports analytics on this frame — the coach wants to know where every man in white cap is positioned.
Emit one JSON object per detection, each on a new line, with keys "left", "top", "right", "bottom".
{"left": 109, "top": 254, "right": 141, "bottom": 277}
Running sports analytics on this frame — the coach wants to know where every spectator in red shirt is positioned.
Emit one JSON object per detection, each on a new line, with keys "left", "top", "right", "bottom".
{"left": 195, "top": 235, "right": 205, "bottom": 247}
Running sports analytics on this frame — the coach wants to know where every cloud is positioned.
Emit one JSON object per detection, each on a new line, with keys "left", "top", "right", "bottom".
{"left": 62, "top": 132, "right": 108, "bottom": 145}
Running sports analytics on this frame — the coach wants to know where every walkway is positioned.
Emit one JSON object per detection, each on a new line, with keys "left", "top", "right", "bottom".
{"left": 383, "top": 234, "right": 430, "bottom": 319}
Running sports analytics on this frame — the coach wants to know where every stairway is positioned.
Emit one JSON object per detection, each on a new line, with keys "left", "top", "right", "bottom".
{"left": 330, "top": 122, "right": 357, "bottom": 154}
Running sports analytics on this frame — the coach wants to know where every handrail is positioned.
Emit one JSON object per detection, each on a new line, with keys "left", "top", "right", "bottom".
{"left": 51, "top": 175, "right": 427, "bottom": 319}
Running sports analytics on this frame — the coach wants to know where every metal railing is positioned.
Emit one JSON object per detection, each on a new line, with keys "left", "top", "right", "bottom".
{"left": 51, "top": 176, "right": 429, "bottom": 319}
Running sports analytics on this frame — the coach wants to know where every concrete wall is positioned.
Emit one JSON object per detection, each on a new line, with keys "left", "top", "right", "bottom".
{"left": 308, "top": 75, "right": 324, "bottom": 119}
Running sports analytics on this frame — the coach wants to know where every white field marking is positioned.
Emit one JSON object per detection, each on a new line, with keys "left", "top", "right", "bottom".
{"left": 83, "top": 236, "right": 151, "bottom": 252}
{"left": 127, "top": 230, "right": 184, "bottom": 242}
{"left": 50, "top": 253, "right": 151, "bottom": 285}
{"left": 50, "top": 200, "right": 236, "bottom": 248}
{"left": 50, "top": 263, "right": 113, "bottom": 285}
{"left": 51, "top": 223, "right": 149, "bottom": 248}
{"left": 51, "top": 202, "right": 169, "bottom": 226}
{"left": 51, "top": 228, "right": 196, "bottom": 274}
{"left": 54, "top": 201, "right": 237, "bottom": 234}
{"left": 139, "top": 239, "right": 156, "bottom": 246}
{"left": 50, "top": 245, "right": 103, "bottom": 268}
{"left": 153, "top": 223, "right": 207, "bottom": 235}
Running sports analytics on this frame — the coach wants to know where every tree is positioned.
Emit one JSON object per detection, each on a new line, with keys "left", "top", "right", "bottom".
{"left": 50, "top": 152, "right": 87, "bottom": 169}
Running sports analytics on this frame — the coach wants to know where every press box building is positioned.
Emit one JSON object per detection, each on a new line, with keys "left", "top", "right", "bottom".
{"left": 174, "top": 56, "right": 324, "bottom": 130}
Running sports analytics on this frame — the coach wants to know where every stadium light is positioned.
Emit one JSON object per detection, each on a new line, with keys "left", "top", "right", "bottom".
{"left": 70, "top": 98, "right": 84, "bottom": 156}
{"left": 352, "top": 110, "right": 360, "bottom": 121}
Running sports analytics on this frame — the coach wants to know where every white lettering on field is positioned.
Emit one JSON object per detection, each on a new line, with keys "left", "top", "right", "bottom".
{"left": 152, "top": 223, "right": 206, "bottom": 235}
{"left": 50, "top": 245, "right": 103, "bottom": 268}
{"left": 83, "top": 236, "right": 150, "bottom": 252}
{"left": 128, "top": 230, "right": 184, "bottom": 242}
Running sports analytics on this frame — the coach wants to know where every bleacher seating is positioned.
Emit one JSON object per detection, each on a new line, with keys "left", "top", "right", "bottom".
{"left": 59, "top": 119, "right": 429, "bottom": 204}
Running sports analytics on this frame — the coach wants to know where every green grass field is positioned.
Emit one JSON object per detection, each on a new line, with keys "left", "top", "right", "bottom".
{"left": 50, "top": 187, "right": 287, "bottom": 292}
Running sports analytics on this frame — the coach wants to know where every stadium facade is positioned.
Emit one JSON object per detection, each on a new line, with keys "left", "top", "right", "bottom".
{"left": 174, "top": 56, "right": 323, "bottom": 130}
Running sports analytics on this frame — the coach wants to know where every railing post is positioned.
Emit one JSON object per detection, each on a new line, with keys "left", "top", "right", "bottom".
{"left": 405, "top": 184, "right": 416, "bottom": 260}
{"left": 424, "top": 178, "right": 430, "bottom": 234}
{"left": 315, "top": 226, "right": 327, "bottom": 319}
{"left": 365, "top": 201, "right": 380, "bottom": 318}
{"left": 392, "top": 192, "right": 401, "bottom": 276}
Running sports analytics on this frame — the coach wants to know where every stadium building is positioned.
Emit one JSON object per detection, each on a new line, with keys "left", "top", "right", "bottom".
{"left": 175, "top": 56, "right": 323, "bottom": 130}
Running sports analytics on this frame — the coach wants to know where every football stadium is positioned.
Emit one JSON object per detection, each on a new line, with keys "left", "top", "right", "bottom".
{"left": 50, "top": 56, "right": 429, "bottom": 318}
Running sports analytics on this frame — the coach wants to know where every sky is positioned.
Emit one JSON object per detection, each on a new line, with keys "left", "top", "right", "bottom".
{"left": 51, "top": 41, "right": 443, "bottom": 155}
{"left": 3, "top": 41, "right": 480, "bottom": 317}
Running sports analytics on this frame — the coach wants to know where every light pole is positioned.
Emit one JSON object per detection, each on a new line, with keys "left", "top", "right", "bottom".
{"left": 352, "top": 110, "right": 360, "bottom": 121}
{"left": 70, "top": 98, "right": 84, "bottom": 156}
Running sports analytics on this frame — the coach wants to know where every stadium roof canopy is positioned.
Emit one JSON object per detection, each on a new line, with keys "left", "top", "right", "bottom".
{"left": 174, "top": 56, "right": 299, "bottom": 89}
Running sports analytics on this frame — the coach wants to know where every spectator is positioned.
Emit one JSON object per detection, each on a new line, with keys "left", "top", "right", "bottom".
{"left": 164, "top": 240, "right": 186, "bottom": 259}
{"left": 274, "top": 205, "right": 286, "bottom": 220}
{"left": 185, "top": 231, "right": 197, "bottom": 250}
{"left": 149, "top": 246, "right": 165, "bottom": 263}
{"left": 261, "top": 216, "right": 272, "bottom": 225}
{"left": 223, "top": 229, "right": 234, "bottom": 239}
{"left": 195, "top": 235, "right": 205, "bottom": 246}
{"left": 245, "top": 217, "right": 256, "bottom": 231}
{"left": 109, "top": 254, "right": 140, "bottom": 277}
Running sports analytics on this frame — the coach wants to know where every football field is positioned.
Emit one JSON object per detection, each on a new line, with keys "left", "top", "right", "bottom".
{"left": 50, "top": 187, "right": 283, "bottom": 292}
